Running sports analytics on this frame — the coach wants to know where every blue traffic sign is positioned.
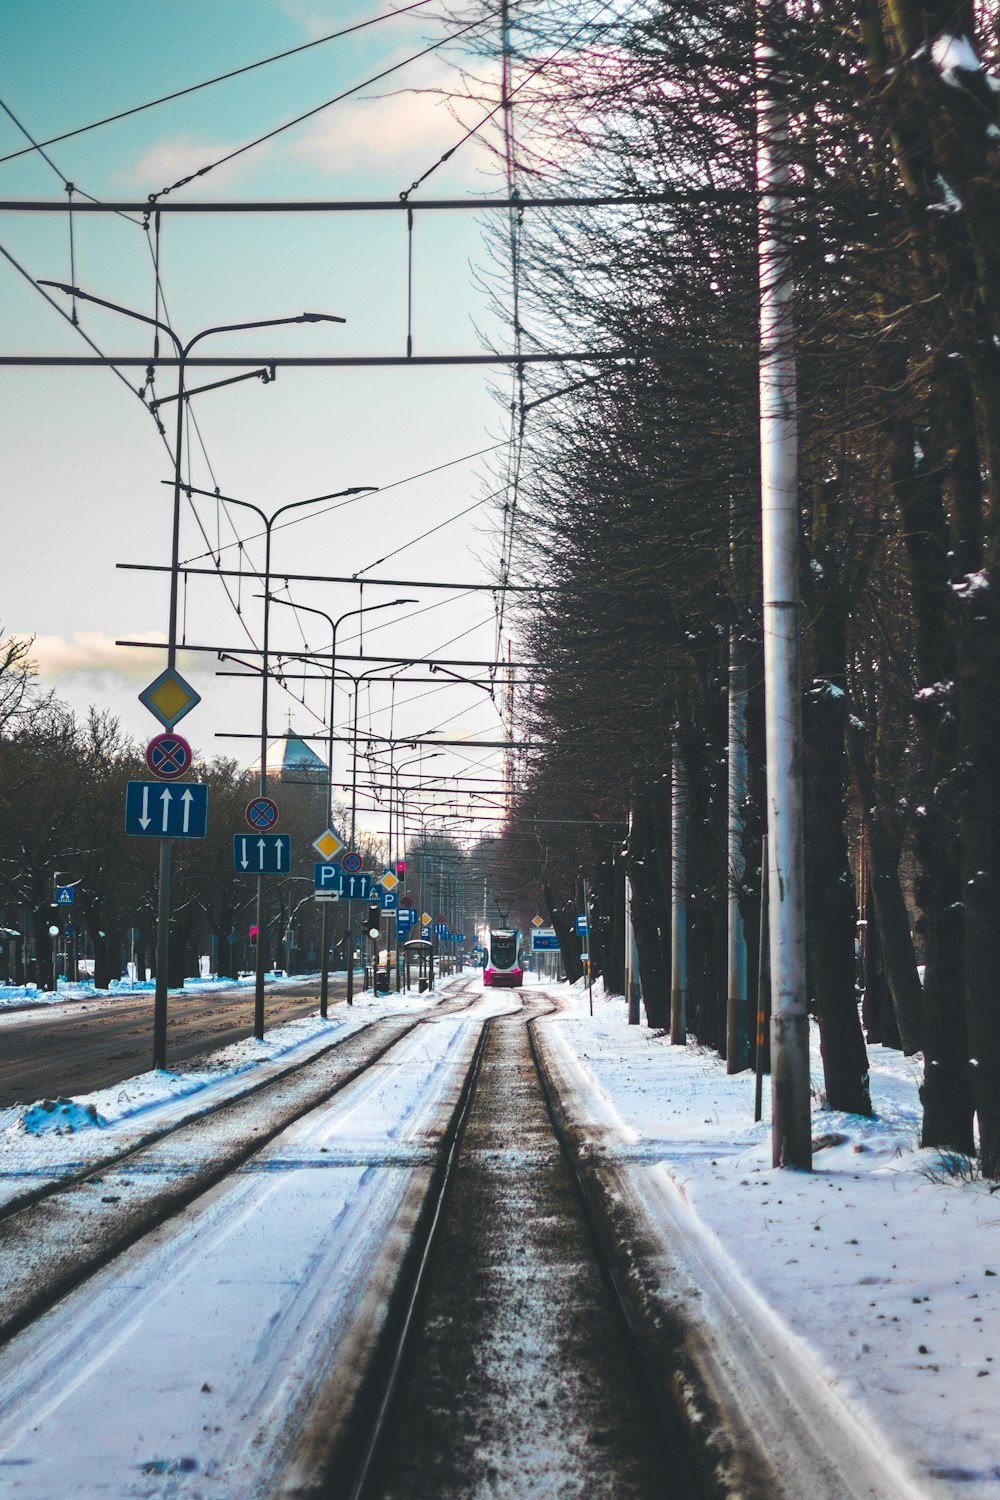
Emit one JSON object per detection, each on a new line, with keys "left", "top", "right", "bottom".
{"left": 378, "top": 888, "right": 397, "bottom": 911}
{"left": 397, "top": 906, "right": 416, "bottom": 929}
{"left": 54, "top": 885, "right": 74, "bottom": 905}
{"left": 312, "top": 864, "right": 375, "bottom": 900}
{"left": 531, "top": 929, "right": 560, "bottom": 951}
{"left": 576, "top": 914, "right": 589, "bottom": 936}
{"left": 234, "top": 834, "right": 291, "bottom": 874}
{"left": 125, "top": 781, "right": 208, "bottom": 839}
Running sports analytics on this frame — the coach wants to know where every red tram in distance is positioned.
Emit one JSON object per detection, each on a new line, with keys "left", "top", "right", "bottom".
{"left": 483, "top": 928, "right": 523, "bottom": 988}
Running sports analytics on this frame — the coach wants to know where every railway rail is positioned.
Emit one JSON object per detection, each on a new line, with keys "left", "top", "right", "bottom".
{"left": 345, "top": 992, "right": 700, "bottom": 1500}
{"left": 0, "top": 980, "right": 483, "bottom": 1348}
{"left": 0, "top": 978, "right": 911, "bottom": 1499}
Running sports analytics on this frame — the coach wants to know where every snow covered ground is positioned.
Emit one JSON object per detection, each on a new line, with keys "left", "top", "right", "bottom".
{"left": 0, "top": 1000, "right": 493, "bottom": 1497}
{"left": 0, "top": 969, "right": 994, "bottom": 1497}
{"left": 543, "top": 981, "right": 1000, "bottom": 1500}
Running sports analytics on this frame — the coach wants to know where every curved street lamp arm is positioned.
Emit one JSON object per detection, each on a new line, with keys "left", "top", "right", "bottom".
{"left": 37, "top": 280, "right": 183, "bottom": 354}
{"left": 184, "top": 311, "right": 345, "bottom": 356}
{"left": 38, "top": 287, "right": 346, "bottom": 358}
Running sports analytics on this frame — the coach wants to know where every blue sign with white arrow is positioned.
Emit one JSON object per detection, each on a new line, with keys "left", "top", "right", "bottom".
{"left": 125, "top": 781, "right": 208, "bottom": 839}
{"left": 234, "top": 834, "right": 291, "bottom": 874}
{"left": 313, "top": 864, "right": 375, "bottom": 900}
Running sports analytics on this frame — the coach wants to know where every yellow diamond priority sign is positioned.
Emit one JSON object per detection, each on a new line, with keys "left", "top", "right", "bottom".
{"left": 313, "top": 827, "right": 345, "bottom": 862}
{"left": 531, "top": 914, "right": 544, "bottom": 927}
{"left": 421, "top": 912, "right": 432, "bottom": 926}
{"left": 139, "top": 668, "right": 201, "bottom": 730}
{"left": 377, "top": 868, "right": 399, "bottom": 892}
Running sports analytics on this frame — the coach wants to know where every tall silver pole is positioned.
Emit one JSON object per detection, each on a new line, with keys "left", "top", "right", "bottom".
{"left": 727, "top": 620, "right": 749, "bottom": 1071}
{"left": 254, "top": 522, "right": 273, "bottom": 1041}
{"left": 757, "top": 2, "right": 811, "bottom": 1168}
{"left": 346, "top": 688, "right": 358, "bottom": 1006}
{"left": 153, "top": 351, "right": 186, "bottom": 1070}
{"left": 670, "top": 740, "right": 688, "bottom": 1046}
{"left": 319, "top": 617, "right": 337, "bottom": 1019}
{"left": 626, "top": 798, "right": 641, "bottom": 1025}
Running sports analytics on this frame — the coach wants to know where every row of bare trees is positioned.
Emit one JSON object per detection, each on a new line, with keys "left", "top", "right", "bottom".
{"left": 463, "top": 0, "right": 1000, "bottom": 1169}
{"left": 0, "top": 637, "right": 376, "bottom": 987}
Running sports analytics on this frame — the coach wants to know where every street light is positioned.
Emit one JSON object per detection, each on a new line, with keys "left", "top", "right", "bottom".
{"left": 343, "top": 663, "right": 409, "bottom": 1004}
{"left": 264, "top": 595, "right": 415, "bottom": 1017}
{"left": 392, "top": 749, "right": 443, "bottom": 988}
{"left": 187, "top": 485, "right": 378, "bottom": 1039}
{"left": 47, "top": 924, "right": 60, "bottom": 993}
{"left": 39, "top": 281, "right": 347, "bottom": 1070}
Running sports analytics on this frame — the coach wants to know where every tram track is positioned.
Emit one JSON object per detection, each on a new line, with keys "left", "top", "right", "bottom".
{"left": 339, "top": 992, "right": 703, "bottom": 1500}
{"left": 0, "top": 979, "right": 907, "bottom": 1499}
{"left": 0, "top": 979, "right": 482, "bottom": 1353}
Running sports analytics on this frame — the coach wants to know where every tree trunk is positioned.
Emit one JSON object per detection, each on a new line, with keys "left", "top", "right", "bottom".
{"left": 955, "top": 574, "right": 1000, "bottom": 1174}
{"left": 542, "top": 881, "right": 582, "bottom": 983}
{"left": 625, "top": 785, "right": 670, "bottom": 1028}
{"left": 845, "top": 719, "right": 924, "bottom": 1054}
{"left": 803, "top": 684, "right": 872, "bottom": 1117}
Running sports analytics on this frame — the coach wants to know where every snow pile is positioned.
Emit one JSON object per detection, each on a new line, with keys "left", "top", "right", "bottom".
{"left": 19, "top": 1097, "right": 107, "bottom": 1135}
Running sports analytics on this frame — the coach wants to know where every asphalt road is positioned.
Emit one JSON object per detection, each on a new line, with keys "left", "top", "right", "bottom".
{"left": 0, "top": 978, "right": 348, "bottom": 1109}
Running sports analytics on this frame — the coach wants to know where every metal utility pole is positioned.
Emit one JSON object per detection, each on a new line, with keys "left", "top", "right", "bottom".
{"left": 727, "top": 601, "right": 750, "bottom": 1072}
{"left": 263, "top": 596, "right": 409, "bottom": 1016}
{"left": 757, "top": 1, "right": 811, "bottom": 1167}
{"left": 625, "top": 799, "right": 641, "bottom": 1025}
{"left": 670, "top": 740, "right": 688, "bottom": 1046}
{"left": 202, "top": 489, "right": 375, "bottom": 1040}
{"left": 39, "top": 281, "right": 345, "bottom": 1069}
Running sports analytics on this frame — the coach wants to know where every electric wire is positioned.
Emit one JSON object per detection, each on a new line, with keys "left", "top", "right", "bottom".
{"left": 179, "top": 441, "right": 506, "bottom": 567}
{"left": 397, "top": 0, "right": 616, "bottom": 201}
{"left": 0, "top": 92, "right": 275, "bottom": 672}
{"left": 149, "top": 12, "right": 499, "bottom": 202}
{"left": 352, "top": 494, "right": 488, "bottom": 577}
{"left": 0, "top": 2, "right": 443, "bottom": 167}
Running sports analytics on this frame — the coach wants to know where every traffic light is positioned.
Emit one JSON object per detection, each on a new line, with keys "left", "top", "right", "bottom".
{"left": 367, "top": 904, "right": 382, "bottom": 939}
{"left": 395, "top": 860, "right": 406, "bottom": 887}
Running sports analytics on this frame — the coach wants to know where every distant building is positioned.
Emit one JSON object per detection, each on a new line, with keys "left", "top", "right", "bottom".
{"left": 252, "top": 729, "right": 329, "bottom": 827}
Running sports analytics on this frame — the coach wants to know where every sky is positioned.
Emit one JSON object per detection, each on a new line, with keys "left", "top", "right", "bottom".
{"left": 1, "top": 0, "right": 527, "bottom": 843}
{"left": 0, "top": 976, "right": 993, "bottom": 1498}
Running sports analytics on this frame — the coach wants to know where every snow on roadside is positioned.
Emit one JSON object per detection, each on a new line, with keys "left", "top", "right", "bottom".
{"left": 549, "top": 986, "right": 1000, "bottom": 1500}
{"left": 0, "top": 970, "right": 326, "bottom": 1021}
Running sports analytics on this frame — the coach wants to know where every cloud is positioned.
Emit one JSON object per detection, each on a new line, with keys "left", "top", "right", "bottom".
{"left": 118, "top": 136, "right": 271, "bottom": 195}
{"left": 19, "top": 632, "right": 207, "bottom": 683}
{"left": 286, "top": 46, "right": 503, "bottom": 181}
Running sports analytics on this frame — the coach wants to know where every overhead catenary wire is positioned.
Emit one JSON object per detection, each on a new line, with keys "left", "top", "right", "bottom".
{"left": 1, "top": 89, "right": 522, "bottom": 749}
{"left": 0, "top": 119, "right": 271, "bottom": 671}
{"left": 397, "top": 0, "right": 619, "bottom": 201}
{"left": 149, "top": 11, "right": 499, "bottom": 202}
{"left": 177, "top": 441, "right": 510, "bottom": 567}
{"left": 0, "top": 1, "right": 446, "bottom": 167}
{"left": 3, "top": 10, "right": 646, "bottom": 813}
